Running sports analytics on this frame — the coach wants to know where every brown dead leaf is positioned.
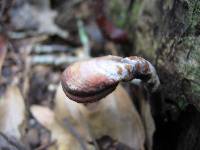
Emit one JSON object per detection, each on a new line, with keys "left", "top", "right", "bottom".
{"left": 31, "top": 105, "right": 93, "bottom": 150}
{"left": 131, "top": 83, "right": 156, "bottom": 150}
{"left": 0, "top": 85, "right": 26, "bottom": 139}
{"left": 54, "top": 83, "right": 145, "bottom": 150}
{"left": 0, "top": 35, "right": 7, "bottom": 75}
{"left": 140, "top": 98, "right": 155, "bottom": 150}
{"left": 10, "top": 3, "right": 68, "bottom": 38}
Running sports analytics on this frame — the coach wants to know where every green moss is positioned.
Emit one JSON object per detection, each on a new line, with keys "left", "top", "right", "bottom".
{"left": 177, "top": 95, "right": 188, "bottom": 110}
{"left": 175, "top": 36, "right": 200, "bottom": 108}
{"left": 135, "top": 30, "right": 158, "bottom": 59}
{"left": 178, "top": 37, "right": 200, "bottom": 80}
{"left": 186, "top": 0, "right": 200, "bottom": 32}
{"left": 108, "top": 0, "right": 144, "bottom": 28}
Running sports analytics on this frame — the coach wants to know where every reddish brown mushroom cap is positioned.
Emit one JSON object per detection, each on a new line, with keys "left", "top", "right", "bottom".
{"left": 61, "top": 56, "right": 121, "bottom": 103}
{"left": 61, "top": 55, "right": 160, "bottom": 103}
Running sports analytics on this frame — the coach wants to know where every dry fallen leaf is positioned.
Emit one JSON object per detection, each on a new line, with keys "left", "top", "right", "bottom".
{"left": 54, "top": 83, "right": 145, "bottom": 150}
{"left": 0, "top": 35, "right": 7, "bottom": 75}
{"left": 0, "top": 85, "right": 26, "bottom": 139}
{"left": 30, "top": 105, "right": 93, "bottom": 150}
{"left": 139, "top": 95, "right": 155, "bottom": 150}
{"left": 131, "top": 82, "right": 156, "bottom": 150}
{"left": 0, "top": 133, "right": 27, "bottom": 150}
{"left": 10, "top": 3, "right": 68, "bottom": 38}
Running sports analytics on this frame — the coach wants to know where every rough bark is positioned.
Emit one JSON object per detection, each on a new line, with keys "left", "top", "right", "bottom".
{"left": 176, "top": 105, "right": 200, "bottom": 150}
{"left": 108, "top": 0, "right": 200, "bottom": 149}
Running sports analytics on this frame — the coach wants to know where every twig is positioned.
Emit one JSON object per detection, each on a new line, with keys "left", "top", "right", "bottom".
{"left": 80, "top": 113, "right": 100, "bottom": 150}
{"left": 63, "top": 118, "right": 88, "bottom": 150}
{"left": 35, "top": 140, "right": 56, "bottom": 150}
{"left": 32, "top": 44, "right": 74, "bottom": 54}
{"left": 31, "top": 55, "right": 84, "bottom": 66}
{"left": 8, "top": 31, "right": 48, "bottom": 39}
{"left": 8, "top": 30, "right": 68, "bottom": 40}
{"left": 0, "top": 132, "right": 27, "bottom": 150}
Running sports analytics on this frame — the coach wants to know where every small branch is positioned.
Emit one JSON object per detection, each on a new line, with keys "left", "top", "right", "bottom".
{"left": 35, "top": 140, "right": 56, "bottom": 150}
{"left": 63, "top": 118, "right": 88, "bottom": 150}
{"left": 32, "top": 44, "right": 74, "bottom": 54}
{"left": 31, "top": 55, "right": 83, "bottom": 66}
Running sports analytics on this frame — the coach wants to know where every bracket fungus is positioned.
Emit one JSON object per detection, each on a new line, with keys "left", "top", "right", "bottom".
{"left": 61, "top": 55, "right": 160, "bottom": 103}
{"left": 57, "top": 55, "right": 160, "bottom": 149}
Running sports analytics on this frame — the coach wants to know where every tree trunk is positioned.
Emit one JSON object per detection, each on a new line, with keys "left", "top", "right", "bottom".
{"left": 108, "top": 0, "right": 200, "bottom": 149}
